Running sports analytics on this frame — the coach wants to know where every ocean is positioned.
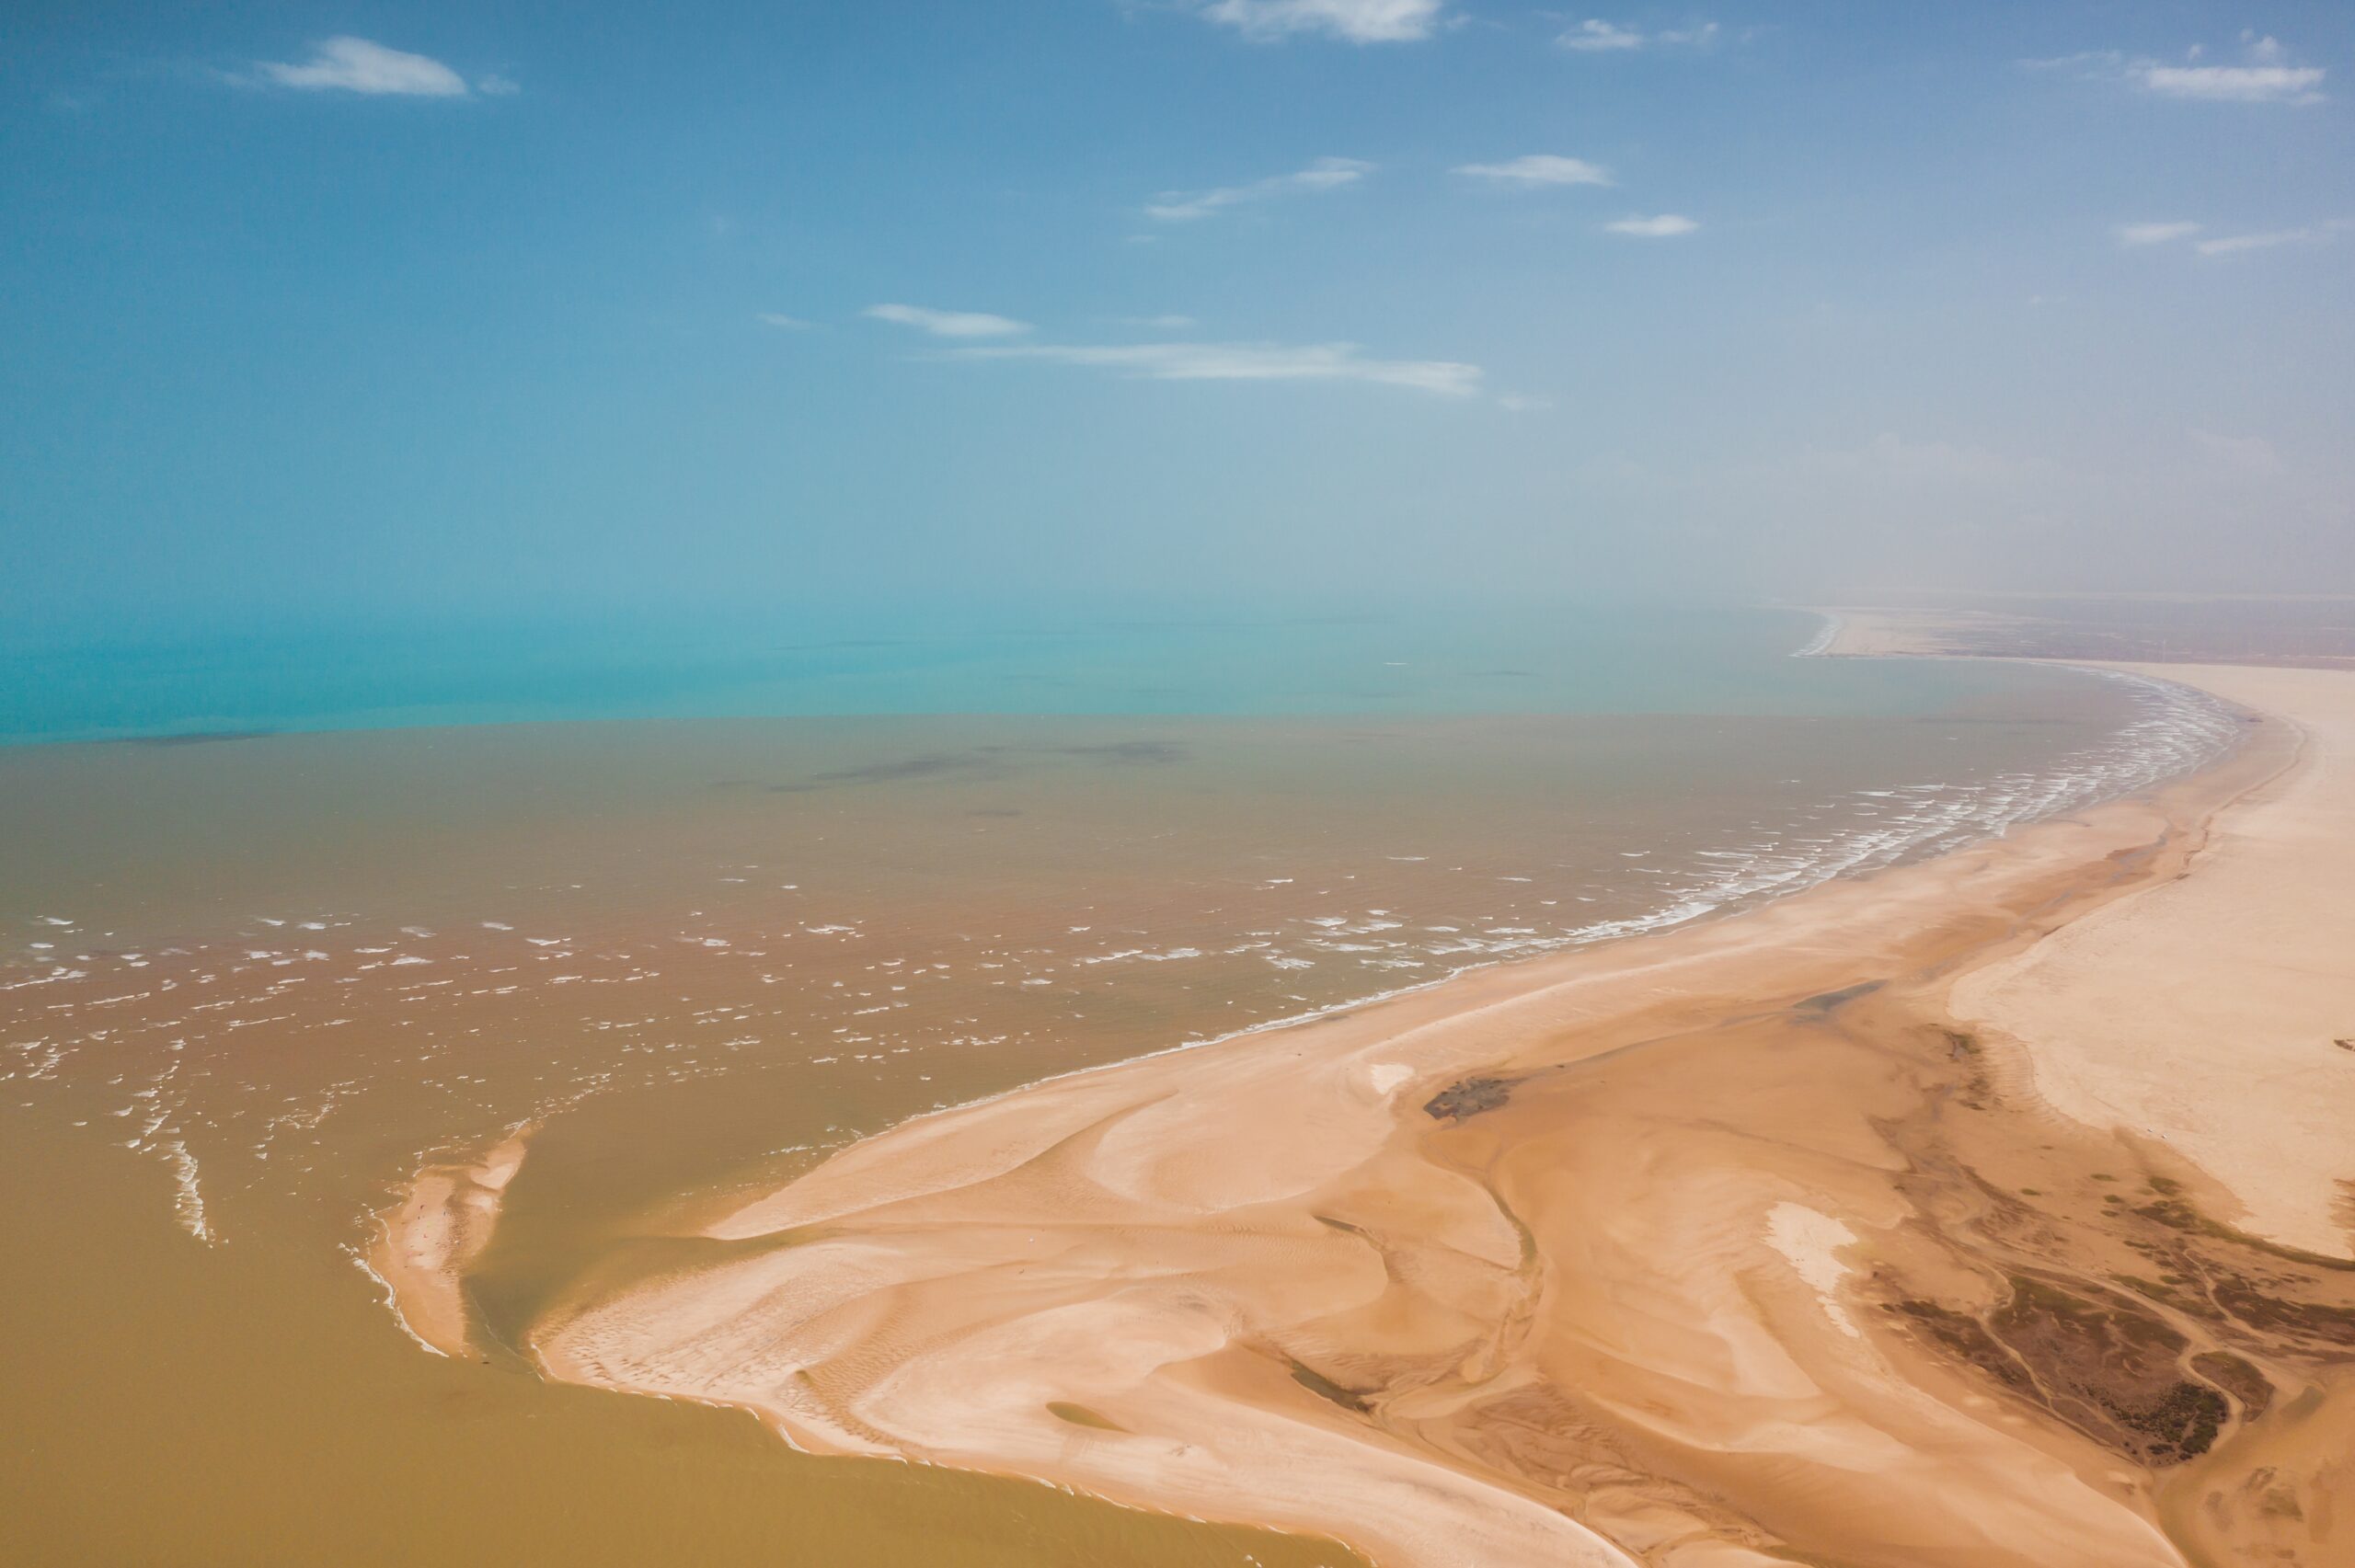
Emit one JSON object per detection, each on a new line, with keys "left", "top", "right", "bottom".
{"left": 0, "top": 601, "right": 2157, "bottom": 741}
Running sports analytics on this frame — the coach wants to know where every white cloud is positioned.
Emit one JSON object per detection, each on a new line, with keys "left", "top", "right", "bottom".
{"left": 755, "top": 313, "right": 814, "bottom": 330}
{"left": 954, "top": 339, "right": 1481, "bottom": 396}
{"left": 1560, "top": 19, "right": 1643, "bottom": 51}
{"left": 1196, "top": 0, "right": 1444, "bottom": 43}
{"left": 2193, "top": 223, "right": 2348, "bottom": 257}
{"left": 1453, "top": 154, "right": 1613, "bottom": 189}
{"left": 1558, "top": 18, "right": 1720, "bottom": 52}
{"left": 477, "top": 73, "right": 521, "bottom": 97}
{"left": 2030, "top": 36, "right": 2326, "bottom": 104}
{"left": 258, "top": 37, "right": 472, "bottom": 97}
{"left": 1117, "top": 314, "right": 1200, "bottom": 330}
{"left": 1604, "top": 213, "right": 1699, "bottom": 237}
{"left": 864, "top": 303, "right": 1033, "bottom": 338}
{"left": 2140, "top": 63, "right": 2326, "bottom": 103}
{"left": 2116, "top": 221, "right": 2201, "bottom": 246}
{"left": 1145, "top": 156, "right": 1372, "bottom": 223}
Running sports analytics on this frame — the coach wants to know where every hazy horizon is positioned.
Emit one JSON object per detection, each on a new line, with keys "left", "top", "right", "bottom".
{"left": 6, "top": 1, "right": 2351, "bottom": 631}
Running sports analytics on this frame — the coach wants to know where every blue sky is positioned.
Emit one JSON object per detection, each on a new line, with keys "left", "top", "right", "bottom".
{"left": 6, "top": 1, "right": 2350, "bottom": 635}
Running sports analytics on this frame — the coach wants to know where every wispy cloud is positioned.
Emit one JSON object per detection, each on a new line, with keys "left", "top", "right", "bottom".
{"left": 2194, "top": 223, "right": 2348, "bottom": 257}
{"left": 2028, "top": 34, "right": 2326, "bottom": 105}
{"left": 2110, "top": 217, "right": 2348, "bottom": 257}
{"left": 755, "top": 313, "right": 815, "bottom": 331}
{"left": 1604, "top": 213, "right": 1699, "bottom": 237}
{"left": 1195, "top": 0, "right": 1445, "bottom": 43}
{"left": 2116, "top": 221, "right": 2201, "bottom": 246}
{"left": 865, "top": 303, "right": 1033, "bottom": 338}
{"left": 954, "top": 339, "right": 1482, "bottom": 396}
{"left": 257, "top": 37, "right": 481, "bottom": 97}
{"left": 1557, "top": 18, "right": 1720, "bottom": 52}
{"left": 1145, "top": 156, "right": 1372, "bottom": 223}
{"left": 1453, "top": 154, "right": 1613, "bottom": 189}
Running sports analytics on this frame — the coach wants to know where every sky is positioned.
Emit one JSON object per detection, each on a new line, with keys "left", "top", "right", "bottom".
{"left": 5, "top": 0, "right": 2352, "bottom": 637}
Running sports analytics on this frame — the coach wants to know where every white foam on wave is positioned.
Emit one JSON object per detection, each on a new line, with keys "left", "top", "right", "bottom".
{"left": 1432, "top": 667, "right": 2238, "bottom": 965}
{"left": 1790, "top": 612, "right": 1842, "bottom": 658}
{"left": 344, "top": 1243, "right": 446, "bottom": 1357}
{"left": 1251, "top": 667, "right": 2240, "bottom": 979}
{"left": 150, "top": 1135, "right": 213, "bottom": 1244}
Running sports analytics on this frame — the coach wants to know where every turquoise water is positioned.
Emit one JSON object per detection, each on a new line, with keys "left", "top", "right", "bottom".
{"left": 9, "top": 603, "right": 1998, "bottom": 742}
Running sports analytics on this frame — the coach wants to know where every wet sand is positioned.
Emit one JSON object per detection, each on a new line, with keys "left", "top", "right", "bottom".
{"left": 368, "top": 1127, "right": 534, "bottom": 1358}
{"left": 524, "top": 663, "right": 2355, "bottom": 1566}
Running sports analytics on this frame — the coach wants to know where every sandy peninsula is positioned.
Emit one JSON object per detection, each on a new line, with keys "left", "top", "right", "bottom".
{"left": 369, "top": 1127, "right": 533, "bottom": 1359}
{"left": 505, "top": 659, "right": 2355, "bottom": 1567}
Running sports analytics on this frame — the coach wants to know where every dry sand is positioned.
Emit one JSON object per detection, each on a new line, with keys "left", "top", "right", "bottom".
{"left": 1803, "top": 607, "right": 2016, "bottom": 658}
{"left": 1952, "top": 665, "right": 2355, "bottom": 1260}
{"left": 500, "top": 662, "right": 2355, "bottom": 1566}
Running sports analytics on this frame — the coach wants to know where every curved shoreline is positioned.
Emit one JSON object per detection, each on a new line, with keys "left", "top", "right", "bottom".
{"left": 492, "top": 662, "right": 2355, "bottom": 1565}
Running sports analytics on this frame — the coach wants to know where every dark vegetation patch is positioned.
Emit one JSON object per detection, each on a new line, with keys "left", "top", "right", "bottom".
{"left": 1893, "top": 1277, "right": 2234, "bottom": 1465}
{"left": 2189, "top": 1352, "right": 2273, "bottom": 1419}
{"left": 1990, "top": 1276, "right": 2225, "bottom": 1465}
{"left": 2111, "top": 1272, "right": 2207, "bottom": 1317}
{"left": 1890, "top": 1299, "right": 2036, "bottom": 1395}
{"left": 1286, "top": 1358, "right": 1373, "bottom": 1415}
{"left": 1423, "top": 1076, "right": 1518, "bottom": 1121}
{"left": 2207, "top": 1276, "right": 2355, "bottom": 1346}
{"left": 1797, "top": 980, "right": 1884, "bottom": 1013}
{"left": 1939, "top": 1027, "right": 1993, "bottom": 1106}
{"left": 1046, "top": 1401, "right": 1129, "bottom": 1433}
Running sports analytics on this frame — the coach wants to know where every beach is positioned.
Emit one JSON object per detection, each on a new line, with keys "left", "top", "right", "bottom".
{"left": 523, "top": 658, "right": 2355, "bottom": 1566}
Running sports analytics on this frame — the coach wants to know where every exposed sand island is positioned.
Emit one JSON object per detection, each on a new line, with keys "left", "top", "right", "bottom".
{"left": 468, "top": 656, "right": 2355, "bottom": 1566}
{"left": 369, "top": 1127, "right": 533, "bottom": 1359}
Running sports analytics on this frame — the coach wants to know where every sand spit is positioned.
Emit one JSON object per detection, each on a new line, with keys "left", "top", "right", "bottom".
{"left": 1953, "top": 665, "right": 2355, "bottom": 1259}
{"left": 370, "top": 1127, "right": 533, "bottom": 1359}
{"left": 511, "top": 664, "right": 2355, "bottom": 1566}
{"left": 1803, "top": 606, "right": 2005, "bottom": 658}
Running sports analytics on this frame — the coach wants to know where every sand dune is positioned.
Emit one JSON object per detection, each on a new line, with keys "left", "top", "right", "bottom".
{"left": 515, "top": 662, "right": 2355, "bottom": 1565}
